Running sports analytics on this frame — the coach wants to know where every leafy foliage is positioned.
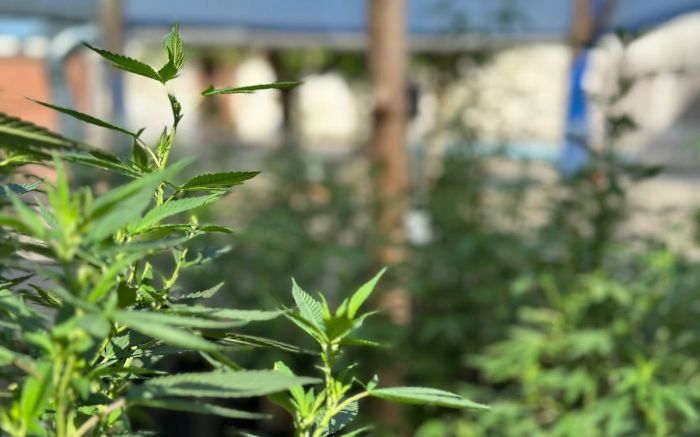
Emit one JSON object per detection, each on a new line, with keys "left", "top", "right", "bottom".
{"left": 0, "top": 24, "right": 480, "bottom": 437}
{"left": 202, "top": 81, "right": 300, "bottom": 96}
{"left": 272, "top": 277, "right": 486, "bottom": 437}
{"left": 182, "top": 32, "right": 700, "bottom": 437}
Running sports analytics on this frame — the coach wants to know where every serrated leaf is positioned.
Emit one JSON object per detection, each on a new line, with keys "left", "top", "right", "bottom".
{"left": 130, "top": 194, "right": 219, "bottom": 234}
{"left": 180, "top": 171, "right": 259, "bottom": 191}
{"left": 113, "top": 311, "right": 220, "bottom": 353}
{"left": 133, "top": 398, "right": 266, "bottom": 420}
{"left": 156, "top": 128, "right": 171, "bottom": 167}
{"left": 198, "top": 351, "right": 241, "bottom": 371}
{"left": 369, "top": 387, "right": 488, "bottom": 409}
{"left": 114, "top": 310, "right": 246, "bottom": 329}
{"left": 366, "top": 375, "right": 378, "bottom": 391}
{"left": 218, "top": 333, "right": 310, "bottom": 354}
{"left": 158, "top": 62, "right": 179, "bottom": 85}
{"left": 324, "top": 400, "right": 358, "bottom": 435}
{"left": 0, "top": 274, "right": 33, "bottom": 289}
{"left": 291, "top": 279, "right": 325, "bottom": 331}
{"left": 340, "top": 338, "right": 383, "bottom": 348}
{"left": 0, "top": 181, "right": 41, "bottom": 199}
{"left": 286, "top": 311, "right": 326, "bottom": 344}
{"left": 168, "top": 305, "right": 285, "bottom": 322}
{"left": 0, "top": 112, "right": 77, "bottom": 153}
{"left": 273, "top": 361, "right": 306, "bottom": 409}
{"left": 89, "top": 366, "right": 167, "bottom": 378}
{"left": 130, "top": 370, "right": 319, "bottom": 399}
{"left": 172, "top": 282, "right": 224, "bottom": 303}
{"left": 157, "top": 24, "right": 184, "bottom": 83}
{"left": 21, "top": 285, "right": 61, "bottom": 308}
{"left": 0, "top": 152, "right": 41, "bottom": 168}
{"left": 168, "top": 93, "right": 183, "bottom": 127}
{"left": 348, "top": 268, "right": 386, "bottom": 318}
{"left": 30, "top": 99, "right": 137, "bottom": 138}
{"left": 202, "top": 81, "right": 299, "bottom": 96}
{"left": 84, "top": 43, "right": 162, "bottom": 82}
{"left": 133, "top": 223, "right": 232, "bottom": 237}
{"left": 63, "top": 150, "right": 141, "bottom": 178}
{"left": 325, "top": 314, "right": 354, "bottom": 341}
{"left": 184, "top": 245, "right": 231, "bottom": 266}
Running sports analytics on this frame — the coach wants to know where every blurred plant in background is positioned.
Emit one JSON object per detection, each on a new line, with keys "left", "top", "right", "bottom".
{"left": 181, "top": 30, "right": 700, "bottom": 436}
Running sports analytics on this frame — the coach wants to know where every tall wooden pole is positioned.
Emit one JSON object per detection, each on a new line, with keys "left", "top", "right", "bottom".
{"left": 368, "top": 0, "right": 410, "bottom": 325}
{"left": 570, "top": 0, "right": 617, "bottom": 52}
{"left": 99, "top": 0, "right": 124, "bottom": 142}
{"left": 368, "top": 0, "right": 410, "bottom": 433}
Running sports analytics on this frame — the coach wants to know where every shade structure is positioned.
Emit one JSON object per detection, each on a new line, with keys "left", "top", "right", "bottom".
{"left": 2, "top": 0, "right": 699, "bottom": 41}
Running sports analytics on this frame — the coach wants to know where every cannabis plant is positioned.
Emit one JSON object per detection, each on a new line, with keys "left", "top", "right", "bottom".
{"left": 414, "top": 31, "right": 700, "bottom": 437}
{"left": 465, "top": 251, "right": 700, "bottom": 437}
{"left": 0, "top": 25, "right": 485, "bottom": 436}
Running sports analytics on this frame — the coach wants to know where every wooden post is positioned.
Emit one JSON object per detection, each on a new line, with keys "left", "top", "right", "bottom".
{"left": 99, "top": 0, "right": 125, "bottom": 141}
{"left": 368, "top": 0, "right": 410, "bottom": 433}
{"left": 570, "top": 0, "right": 617, "bottom": 52}
{"left": 368, "top": 0, "right": 410, "bottom": 325}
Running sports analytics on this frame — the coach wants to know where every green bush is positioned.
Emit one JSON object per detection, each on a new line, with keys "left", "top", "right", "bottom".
{"left": 0, "top": 25, "right": 483, "bottom": 437}
{"left": 186, "top": 32, "right": 700, "bottom": 436}
{"left": 417, "top": 251, "right": 700, "bottom": 437}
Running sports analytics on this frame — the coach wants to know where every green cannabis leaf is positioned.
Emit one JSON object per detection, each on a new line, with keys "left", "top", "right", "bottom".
{"left": 202, "top": 81, "right": 300, "bottom": 96}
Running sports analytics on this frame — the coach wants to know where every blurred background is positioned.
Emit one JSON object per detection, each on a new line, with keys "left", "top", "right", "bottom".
{"left": 4, "top": 0, "right": 700, "bottom": 435}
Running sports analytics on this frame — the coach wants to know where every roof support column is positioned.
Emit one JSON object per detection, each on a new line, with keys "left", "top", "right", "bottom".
{"left": 368, "top": 0, "right": 410, "bottom": 433}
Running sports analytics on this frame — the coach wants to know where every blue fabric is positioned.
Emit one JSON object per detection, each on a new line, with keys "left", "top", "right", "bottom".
{"left": 558, "top": 50, "right": 591, "bottom": 175}
{"left": 558, "top": 0, "right": 613, "bottom": 176}
{"left": 3, "top": 0, "right": 700, "bottom": 37}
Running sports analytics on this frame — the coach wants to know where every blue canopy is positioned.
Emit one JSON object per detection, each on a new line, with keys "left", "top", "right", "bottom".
{"left": 2, "top": 0, "right": 700, "bottom": 40}
{"left": 3, "top": 0, "right": 700, "bottom": 168}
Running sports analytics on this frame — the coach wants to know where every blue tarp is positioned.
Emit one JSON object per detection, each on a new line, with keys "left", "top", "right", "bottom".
{"left": 555, "top": 0, "right": 700, "bottom": 174}
{"left": 3, "top": 1, "right": 700, "bottom": 38}
{"left": 123, "top": 0, "right": 564, "bottom": 35}
{"left": 123, "top": 0, "right": 700, "bottom": 36}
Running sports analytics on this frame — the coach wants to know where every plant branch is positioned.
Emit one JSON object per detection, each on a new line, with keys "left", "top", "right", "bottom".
{"left": 75, "top": 397, "right": 126, "bottom": 437}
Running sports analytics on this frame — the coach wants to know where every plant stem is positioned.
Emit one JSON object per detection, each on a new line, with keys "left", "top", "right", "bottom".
{"left": 306, "top": 344, "right": 370, "bottom": 437}
{"left": 134, "top": 137, "right": 159, "bottom": 168}
{"left": 163, "top": 248, "right": 188, "bottom": 291}
{"left": 55, "top": 353, "right": 76, "bottom": 437}
{"left": 75, "top": 397, "right": 126, "bottom": 437}
{"left": 321, "top": 346, "right": 335, "bottom": 414}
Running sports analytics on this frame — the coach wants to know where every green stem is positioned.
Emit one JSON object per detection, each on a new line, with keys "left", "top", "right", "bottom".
{"left": 163, "top": 248, "right": 188, "bottom": 291}
{"left": 55, "top": 353, "right": 76, "bottom": 437}
{"left": 305, "top": 344, "right": 369, "bottom": 437}
{"left": 134, "top": 137, "right": 159, "bottom": 168}
{"left": 321, "top": 347, "right": 335, "bottom": 414}
{"left": 75, "top": 397, "right": 126, "bottom": 437}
